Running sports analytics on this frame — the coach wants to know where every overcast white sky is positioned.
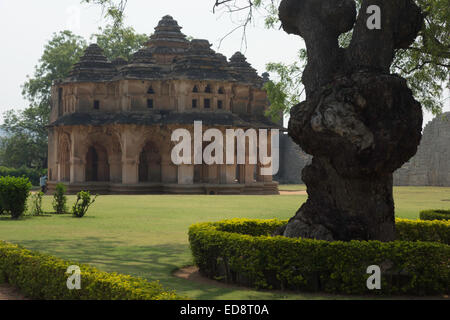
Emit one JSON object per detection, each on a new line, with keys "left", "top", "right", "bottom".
{"left": 0, "top": 0, "right": 447, "bottom": 127}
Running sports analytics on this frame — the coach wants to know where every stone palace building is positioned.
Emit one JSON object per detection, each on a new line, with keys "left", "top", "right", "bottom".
{"left": 47, "top": 15, "right": 280, "bottom": 194}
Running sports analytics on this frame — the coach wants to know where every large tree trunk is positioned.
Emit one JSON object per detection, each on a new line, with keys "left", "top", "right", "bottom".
{"left": 278, "top": 0, "right": 424, "bottom": 241}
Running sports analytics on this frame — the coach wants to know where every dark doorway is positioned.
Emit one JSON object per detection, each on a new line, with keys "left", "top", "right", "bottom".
{"left": 86, "top": 145, "right": 109, "bottom": 182}
{"left": 139, "top": 142, "right": 161, "bottom": 183}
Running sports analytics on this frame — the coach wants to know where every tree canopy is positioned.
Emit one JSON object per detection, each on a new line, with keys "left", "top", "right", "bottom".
{"left": 0, "top": 31, "right": 86, "bottom": 168}
{"left": 235, "top": 0, "right": 449, "bottom": 118}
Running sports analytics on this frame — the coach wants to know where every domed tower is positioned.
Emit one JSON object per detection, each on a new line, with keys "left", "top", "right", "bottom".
{"left": 47, "top": 15, "right": 281, "bottom": 195}
{"left": 144, "top": 15, "right": 190, "bottom": 64}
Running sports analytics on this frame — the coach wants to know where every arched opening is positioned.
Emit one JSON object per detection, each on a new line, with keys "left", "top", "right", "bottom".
{"left": 194, "top": 141, "right": 210, "bottom": 184}
{"left": 147, "top": 86, "right": 155, "bottom": 94}
{"left": 58, "top": 88, "right": 63, "bottom": 116}
{"left": 85, "top": 145, "right": 109, "bottom": 182}
{"left": 59, "top": 138, "right": 71, "bottom": 182}
{"left": 218, "top": 87, "right": 224, "bottom": 94}
{"left": 205, "top": 84, "right": 212, "bottom": 93}
{"left": 139, "top": 141, "right": 161, "bottom": 183}
{"left": 194, "top": 164, "right": 208, "bottom": 183}
{"left": 192, "top": 85, "right": 199, "bottom": 93}
{"left": 235, "top": 164, "right": 245, "bottom": 183}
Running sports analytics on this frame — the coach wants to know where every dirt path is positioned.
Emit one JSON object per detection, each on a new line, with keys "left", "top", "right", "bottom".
{"left": 174, "top": 266, "right": 247, "bottom": 290}
{"left": 0, "top": 284, "right": 27, "bottom": 300}
{"left": 173, "top": 266, "right": 450, "bottom": 300}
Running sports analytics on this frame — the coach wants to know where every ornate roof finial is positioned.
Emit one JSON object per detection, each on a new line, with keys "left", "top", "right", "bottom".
{"left": 229, "top": 52, "right": 262, "bottom": 86}
{"left": 68, "top": 43, "right": 116, "bottom": 81}
{"left": 145, "top": 15, "right": 189, "bottom": 52}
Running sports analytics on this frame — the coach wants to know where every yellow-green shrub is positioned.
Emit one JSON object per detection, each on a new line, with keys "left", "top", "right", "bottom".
{"left": 189, "top": 219, "right": 450, "bottom": 295}
{"left": 396, "top": 218, "right": 450, "bottom": 244}
{"left": 419, "top": 209, "right": 450, "bottom": 221}
{"left": 0, "top": 241, "right": 183, "bottom": 300}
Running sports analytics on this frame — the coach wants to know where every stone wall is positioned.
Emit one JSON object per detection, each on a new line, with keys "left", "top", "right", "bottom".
{"left": 394, "top": 112, "right": 450, "bottom": 186}
{"left": 276, "top": 133, "right": 311, "bottom": 184}
{"left": 278, "top": 113, "right": 450, "bottom": 187}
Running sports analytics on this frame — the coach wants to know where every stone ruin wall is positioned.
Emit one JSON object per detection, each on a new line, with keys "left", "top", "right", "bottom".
{"left": 275, "top": 133, "right": 311, "bottom": 184}
{"left": 277, "top": 113, "right": 450, "bottom": 186}
{"left": 394, "top": 112, "right": 450, "bottom": 186}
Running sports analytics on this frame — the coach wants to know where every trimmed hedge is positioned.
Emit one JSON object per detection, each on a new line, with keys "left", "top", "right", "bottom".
{"left": 0, "top": 166, "right": 46, "bottom": 186}
{"left": 189, "top": 219, "right": 450, "bottom": 295}
{"left": 396, "top": 218, "right": 450, "bottom": 244}
{"left": 0, "top": 241, "right": 183, "bottom": 300}
{"left": 420, "top": 209, "right": 450, "bottom": 221}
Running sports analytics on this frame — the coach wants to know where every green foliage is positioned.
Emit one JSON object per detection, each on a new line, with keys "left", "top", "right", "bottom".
{"left": 1, "top": 25, "right": 146, "bottom": 169}
{"left": 0, "top": 176, "right": 32, "bottom": 219}
{"left": 394, "top": 0, "right": 450, "bottom": 114}
{"left": 81, "top": 0, "right": 128, "bottom": 27}
{"left": 91, "top": 24, "right": 148, "bottom": 61}
{"left": 0, "top": 240, "right": 183, "bottom": 300}
{"left": 264, "top": 50, "right": 305, "bottom": 122}
{"left": 420, "top": 209, "right": 450, "bottom": 221}
{"left": 0, "top": 166, "right": 46, "bottom": 186}
{"left": 0, "top": 132, "right": 46, "bottom": 169}
{"left": 30, "top": 192, "right": 44, "bottom": 216}
{"left": 52, "top": 183, "right": 68, "bottom": 214}
{"left": 22, "top": 31, "right": 87, "bottom": 109}
{"left": 396, "top": 218, "right": 450, "bottom": 243}
{"left": 72, "top": 191, "right": 98, "bottom": 218}
{"left": 1, "top": 31, "right": 87, "bottom": 169}
{"left": 189, "top": 219, "right": 450, "bottom": 295}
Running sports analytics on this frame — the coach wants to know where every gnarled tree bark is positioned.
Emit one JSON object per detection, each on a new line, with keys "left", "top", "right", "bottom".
{"left": 279, "top": 0, "right": 424, "bottom": 241}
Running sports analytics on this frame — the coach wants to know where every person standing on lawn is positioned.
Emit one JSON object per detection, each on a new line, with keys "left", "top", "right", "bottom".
{"left": 40, "top": 175, "right": 47, "bottom": 193}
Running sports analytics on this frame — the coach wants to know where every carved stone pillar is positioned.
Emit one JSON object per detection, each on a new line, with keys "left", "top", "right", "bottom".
{"left": 122, "top": 158, "right": 138, "bottom": 184}
{"left": 178, "top": 165, "right": 194, "bottom": 185}
{"left": 70, "top": 158, "right": 85, "bottom": 183}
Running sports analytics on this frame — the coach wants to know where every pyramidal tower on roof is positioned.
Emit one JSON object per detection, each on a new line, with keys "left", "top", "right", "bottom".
{"left": 68, "top": 44, "right": 116, "bottom": 81}
{"left": 144, "top": 15, "right": 190, "bottom": 63}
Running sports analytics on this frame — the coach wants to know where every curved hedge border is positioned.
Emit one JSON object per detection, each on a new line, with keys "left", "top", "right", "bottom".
{"left": 189, "top": 219, "right": 450, "bottom": 295}
{"left": 420, "top": 209, "right": 450, "bottom": 221}
{"left": 0, "top": 241, "right": 182, "bottom": 300}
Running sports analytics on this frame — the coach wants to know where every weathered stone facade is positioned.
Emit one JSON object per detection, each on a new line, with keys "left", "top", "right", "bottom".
{"left": 47, "top": 15, "right": 280, "bottom": 194}
{"left": 275, "top": 134, "right": 311, "bottom": 184}
{"left": 277, "top": 113, "right": 450, "bottom": 187}
{"left": 394, "top": 112, "right": 450, "bottom": 186}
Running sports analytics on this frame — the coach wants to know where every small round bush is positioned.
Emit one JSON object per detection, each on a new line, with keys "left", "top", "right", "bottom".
{"left": 72, "top": 191, "right": 97, "bottom": 218}
{"left": 0, "top": 176, "right": 32, "bottom": 219}
{"left": 52, "top": 183, "right": 67, "bottom": 214}
{"left": 30, "top": 191, "right": 44, "bottom": 216}
{"left": 420, "top": 209, "right": 450, "bottom": 221}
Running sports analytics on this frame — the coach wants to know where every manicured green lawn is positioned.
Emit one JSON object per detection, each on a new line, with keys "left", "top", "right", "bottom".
{"left": 278, "top": 184, "right": 307, "bottom": 191}
{"left": 0, "top": 186, "right": 449, "bottom": 299}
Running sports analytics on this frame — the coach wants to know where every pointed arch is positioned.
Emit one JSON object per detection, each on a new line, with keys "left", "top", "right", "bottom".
{"left": 58, "top": 133, "right": 71, "bottom": 182}
{"left": 85, "top": 144, "right": 109, "bottom": 182}
{"left": 139, "top": 141, "right": 162, "bottom": 183}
